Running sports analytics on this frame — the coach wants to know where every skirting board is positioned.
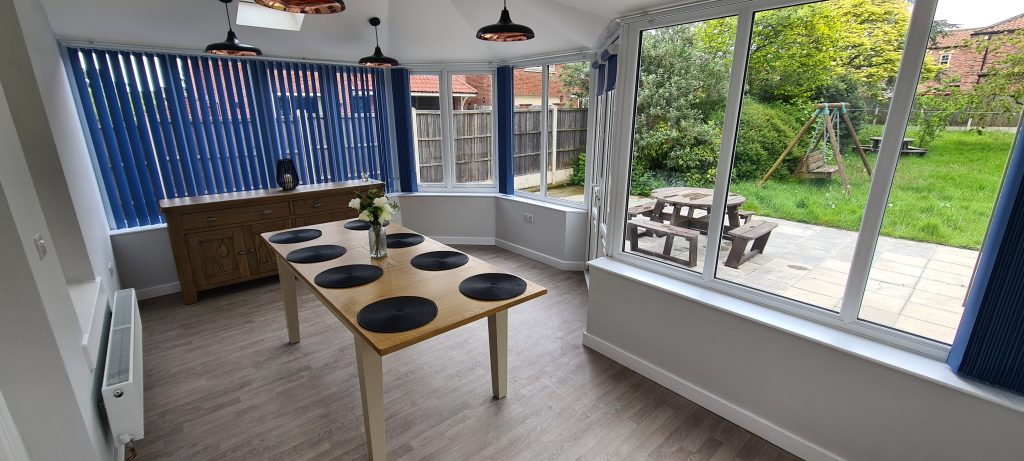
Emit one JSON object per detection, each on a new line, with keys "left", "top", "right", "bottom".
{"left": 495, "top": 239, "right": 586, "bottom": 271}
{"left": 430, "top": 236, "right": 496, "bottom": 246}
{"left": 581, "top": 332, "right": 840, "bottom": 461}
{"left": 135, "top": 282, "right": 181, "bottom": 301}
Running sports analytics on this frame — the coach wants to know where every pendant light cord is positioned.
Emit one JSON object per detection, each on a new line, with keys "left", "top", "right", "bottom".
{"left": 224, "top": 1, "right": 233, "bottom": 32}
{"left": 374, "top": 24, "right": 380, "bottom": 47}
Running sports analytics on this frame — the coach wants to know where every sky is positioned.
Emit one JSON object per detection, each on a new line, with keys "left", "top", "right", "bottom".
{"left": 933, "top": 0, "right": 1023, "bottom": 28}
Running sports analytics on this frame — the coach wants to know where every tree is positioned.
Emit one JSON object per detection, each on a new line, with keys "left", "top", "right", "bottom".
{"left": 555, "top": 62, "right": 591, "bottom": 108}
{"left": 968, "top": 30, "right": 1024, "bottom": 112}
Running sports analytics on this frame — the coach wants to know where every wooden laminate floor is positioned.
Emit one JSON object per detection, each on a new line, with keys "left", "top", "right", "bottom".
{"left": 135, "top": 245, "right": 799, "bottom": 461}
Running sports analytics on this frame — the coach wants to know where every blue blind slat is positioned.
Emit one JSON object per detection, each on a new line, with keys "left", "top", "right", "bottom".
{"left": 69, "top": 47, "right": 393, "bottom": 230}
{"left": 95, "top": 52, "right": 149, "bottom": 226}
{"left": 69, "top": 50, "right": 129, "bottom": 226}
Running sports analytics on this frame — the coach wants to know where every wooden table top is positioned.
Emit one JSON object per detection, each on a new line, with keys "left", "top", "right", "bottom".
{"left": 262, "top": 219, "right": 547, "bottom": 356}
{"left": 651, "top": 187, "right": 745, "bottom": 208}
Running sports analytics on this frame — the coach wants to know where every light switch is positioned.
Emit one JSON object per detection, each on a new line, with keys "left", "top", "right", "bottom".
{"left": 32, "top": 234, "right": 47, "bottom": 260}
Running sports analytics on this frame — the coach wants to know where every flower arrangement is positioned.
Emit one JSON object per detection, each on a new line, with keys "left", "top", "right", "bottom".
{"left": 348, "top": 188, "right": 398, "bottom": 225}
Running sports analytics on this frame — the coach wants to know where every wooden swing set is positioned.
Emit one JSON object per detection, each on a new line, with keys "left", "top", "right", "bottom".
{"left": 758, "top": 102, "right": 872, "bottom": 194}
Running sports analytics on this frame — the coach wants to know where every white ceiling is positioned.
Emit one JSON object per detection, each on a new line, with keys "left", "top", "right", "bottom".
{"left": 39, "top": 0, "right": 674, "bottom": 65}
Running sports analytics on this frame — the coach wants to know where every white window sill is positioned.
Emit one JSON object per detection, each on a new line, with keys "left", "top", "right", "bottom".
{"left": 588, "top": 256, "right": 1024, "bottom": 415}
{"left": 109, "top": 223, "right": 168, "bottom": 236}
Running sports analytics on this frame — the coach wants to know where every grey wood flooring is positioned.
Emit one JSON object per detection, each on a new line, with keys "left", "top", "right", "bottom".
{"left": 135, "top": 245, "right": 799, "bottom": 461}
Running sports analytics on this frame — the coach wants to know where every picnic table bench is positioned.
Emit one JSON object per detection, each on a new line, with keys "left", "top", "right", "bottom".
{"left": 868, "top": 137, "right": 927, "bottom": 156}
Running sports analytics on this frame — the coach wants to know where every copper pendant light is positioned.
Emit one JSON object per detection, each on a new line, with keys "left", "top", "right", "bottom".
{"left": 359, "top": 17, "right": 399, "bottom": 68}
{"left": 476, "top": 0, "right": 535, "bottom": 42}
{"left": 254, "top": 0, "right": 345, "bottom": 14}
{"left": 206, "top": 0, "right": 262, "bottom": 57}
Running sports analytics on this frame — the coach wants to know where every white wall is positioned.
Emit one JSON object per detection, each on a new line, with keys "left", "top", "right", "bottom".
{"left": 110, "top": 227, "right": 180, "bottom": 300}
{"left": 0, "top": 81, "right": 114, "bottom": 461}
{"left": 584, "top": 261, "right": 1024, "bottom": 461}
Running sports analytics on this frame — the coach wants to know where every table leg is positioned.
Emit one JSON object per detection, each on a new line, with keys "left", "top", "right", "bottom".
{"left": 727, "top": 207, "right": 742, "bottom": 229}
{"left": 276, "top": 256, "right": 300, "bottom": 344}
{"left": 488, "top": 310, "right": 508, "bottom": 399}
{"left": 355, "top": 337, "right": 386, "bottom": 460}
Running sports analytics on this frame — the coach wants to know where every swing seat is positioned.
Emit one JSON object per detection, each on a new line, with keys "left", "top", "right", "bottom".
{"left": 794, "top": 150, "right": 838, "bottom": 180}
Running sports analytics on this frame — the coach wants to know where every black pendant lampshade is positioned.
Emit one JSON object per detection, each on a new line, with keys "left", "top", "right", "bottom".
{"left": 359, "top": 17, "right": 399, "bottom": 68}
{"left": 206, "top": 0, "right": 263, "bottom": 57}
{"left": 276, "top": 158, "right": 299, "bottom": 190}
{"left": 476, "top": 0, "right": 535, "bottom": 42}
{"left": 254, "top": 0, "right": 345, "bottom": 14}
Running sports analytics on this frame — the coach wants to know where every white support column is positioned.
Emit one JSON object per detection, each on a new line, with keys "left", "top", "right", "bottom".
{"left": 839, "top": 0, "right": 939, "bottom": 323}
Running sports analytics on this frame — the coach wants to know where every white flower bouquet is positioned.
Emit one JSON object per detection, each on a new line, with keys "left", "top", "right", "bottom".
{"left": 348, "top": 189, "right": 399, "bottom": 226}
{"left": 348, "top": 189, "right": 398, "bottom": 258}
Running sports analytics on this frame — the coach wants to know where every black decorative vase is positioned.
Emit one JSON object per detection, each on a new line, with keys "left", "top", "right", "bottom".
{"left": 276, "top": 159, "right": 299, "bottom": 191}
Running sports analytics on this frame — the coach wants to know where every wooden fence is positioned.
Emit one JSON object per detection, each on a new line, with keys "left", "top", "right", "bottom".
{"left": 413, "top": 108, "right": 588, "bottom": 184}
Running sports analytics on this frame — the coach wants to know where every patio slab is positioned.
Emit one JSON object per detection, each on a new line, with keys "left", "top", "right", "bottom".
{"left": 628, "top": 214, "right": 976, "bottom": 344}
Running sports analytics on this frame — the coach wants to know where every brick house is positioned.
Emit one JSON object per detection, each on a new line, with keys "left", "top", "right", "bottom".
{"left": 925, "top": 13, "right": 1024, "bottom": 90}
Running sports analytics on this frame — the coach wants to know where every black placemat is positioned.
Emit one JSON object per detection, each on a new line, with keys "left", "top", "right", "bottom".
{"left": 357, "top": 296, "right": 438, "bottom": 333}
{"left": 286, "top": 245, "right": 347, "bottom": 264}
{"left": 344, "top": 220, "right": 391, "bottom": 231}
{"left": 410, "top": 251, "right": 469, "bottom": 271}
{"left": 269, "top": 229, "right": 322, "bottom": 244}
{"left": 386, "top": 233, "right": 425, "bottom": 249}
{"left": 459, "top": 273, "right": 528, "bottom": 301}
{"left": 313, "top": 264, "right": 384, "bottom": 289}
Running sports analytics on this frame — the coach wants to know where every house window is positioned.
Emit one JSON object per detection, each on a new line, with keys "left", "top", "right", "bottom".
{"left": 940, "top": 53, "right": 951, "bottom": 65}
{"left": 67, "top": 47, "right": 392, "bottom": 230}
{"left": 410, "top": 71, "right": 497, "bottom": 190}
{"left": 513, "top": 61, "right": 591, "bottom": 205}
{"left": 612, "top": 0, "right": 1015, "bottom": 353}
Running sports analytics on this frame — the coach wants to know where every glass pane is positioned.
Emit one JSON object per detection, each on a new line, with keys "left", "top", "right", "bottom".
{"left": 715, "top": 0, "right": 910, "bottom": 312}
{"left": 622, "top": 16, "right": 737, "bottom": 274}
{"left": 860, "top": 0, "right": 1018, "bottom": 343}
{"left": 410, "top": 72, "right": 444, "bottom": 185}
{"left": 451, "top": 73, "right": 494, "bottom": 185}
{"left": 545, "top": 61, "right": 591, "bottom": 204}
{"left": 514, "top": 66, "right": 548, "bottom": 194}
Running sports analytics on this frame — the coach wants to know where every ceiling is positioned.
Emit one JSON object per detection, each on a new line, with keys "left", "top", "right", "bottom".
{"left": 39, "top": 0, "right": 675, "bottom": 65}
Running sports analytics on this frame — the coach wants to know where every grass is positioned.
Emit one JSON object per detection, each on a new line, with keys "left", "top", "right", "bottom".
{"left": 730, "top": 128, "right": 1015, "bottom": 249}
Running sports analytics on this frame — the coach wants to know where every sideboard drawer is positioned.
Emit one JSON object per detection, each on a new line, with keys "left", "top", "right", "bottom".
{"left": 181, "top": 202, "right": 291, "bottom": 230}
{"left": 292, "top": 193, "right": 356, "bottom": 215}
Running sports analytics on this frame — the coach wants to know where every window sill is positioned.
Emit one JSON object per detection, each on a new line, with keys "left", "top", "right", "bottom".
{"left": 588, "top": 256, "right": 1024, "bottom": 415}
{"left": 109, "top": 223, "right": 168, "bottom": 236}
{"left": 392, "top": 191, "right": 587, "bottom": 213}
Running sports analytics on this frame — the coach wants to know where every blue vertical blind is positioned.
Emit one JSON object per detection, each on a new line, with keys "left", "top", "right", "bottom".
{"left": 67, "top": 47, "right": 393, "bottom": 230}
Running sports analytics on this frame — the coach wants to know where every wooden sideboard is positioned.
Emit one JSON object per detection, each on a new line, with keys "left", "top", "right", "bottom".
{"left": 159, "top": 180, "right": 383, "bottom": 304}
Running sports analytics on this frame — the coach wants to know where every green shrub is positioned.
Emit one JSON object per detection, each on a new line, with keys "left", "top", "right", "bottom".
{"left": 733, "top": 101, "right": 803, "bottom": 181}
{"left": 629, "top": 168, "right": 670, "bottom": 197}
{"left": 569, "top": 152, "right": 586, "bottom": 186}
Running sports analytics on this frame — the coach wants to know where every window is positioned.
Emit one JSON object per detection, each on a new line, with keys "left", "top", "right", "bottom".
{"left": 410, "top": 72, "right": 444, "bottom": 185}
{"left": 939, "top": 53, "right": 951, "bottom": 65}
{"left": 513, "top": 61, "right": 591, "bottom": 205}
{"left": 410, "top": 71, "right": 496, "bottom": 189}
{"left": 67, "top": 47, "right": 392, "bottom": 230}
{"left": 612, "top": 0, "right": 1016, "bottom": 353}
{"left": 451, "top": 73, "right": 494, "bottom": 185}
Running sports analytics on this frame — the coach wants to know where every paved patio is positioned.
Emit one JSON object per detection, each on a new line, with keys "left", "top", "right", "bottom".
{"left": 630, "top": 215, "right": 976, "bottom": 344}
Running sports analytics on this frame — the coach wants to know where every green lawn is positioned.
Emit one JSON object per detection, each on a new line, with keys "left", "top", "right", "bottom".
{"left": 730, "top": 129, "right": 1015, "bottom": 249}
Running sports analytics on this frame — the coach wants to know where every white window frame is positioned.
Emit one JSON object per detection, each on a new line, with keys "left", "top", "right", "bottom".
{"left": 512, "top": 59, "right": 593, "bottom": 209}
{"left": 604, "top": 0, "right": 951, "bottom": 359}
{"left": 411, "top": 68, "right": 499, "bottom": 192}
{"left": 939, "top": 53, "right": 951, "bottom": 65}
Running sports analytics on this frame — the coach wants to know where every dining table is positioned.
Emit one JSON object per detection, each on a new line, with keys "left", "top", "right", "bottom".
{"left": 649, "top": 186, "right": 748, "bottom": 232}
{"left": 262, "top": 219, "right": 547, "bottom": 460}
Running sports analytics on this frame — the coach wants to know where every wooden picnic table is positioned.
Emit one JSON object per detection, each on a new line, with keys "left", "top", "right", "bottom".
{"left": 869, "top": 137, "right": 914, "bottom": 152}
{"left": 650, "top": 187, "right": 748, "bottom": 232}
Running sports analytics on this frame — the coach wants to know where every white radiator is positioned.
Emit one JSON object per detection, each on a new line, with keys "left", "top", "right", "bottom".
{"left": 101, "top": 289, "right": 144, "bottom": 447}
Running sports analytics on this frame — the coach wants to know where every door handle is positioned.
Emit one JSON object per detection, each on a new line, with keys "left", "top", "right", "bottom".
{"left": 261, "top": 209, "right": 273, "bottom": 215}
{"left": 248, "top": 248, "right": 256, "bottom": 253}
{"left": 238, "top": 250, "right": 246, "bottom": 256}
{"left": 206, "top": 216, "right": 218, "bottom": 223}
{"left": 312, "top": 202, "right": 322, "bottom": 209}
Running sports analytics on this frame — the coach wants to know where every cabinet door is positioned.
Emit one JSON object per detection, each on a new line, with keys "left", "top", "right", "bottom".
{"left": 246, "top": 219, "right": 293, "bottom": 276}
{"left": 186, "top": 227, "right": 250, "bottom": 288}
{"left": 294, "top": 211, "right": 343, "bottom": 227}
